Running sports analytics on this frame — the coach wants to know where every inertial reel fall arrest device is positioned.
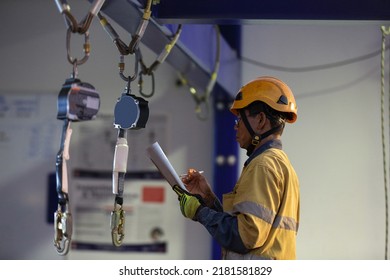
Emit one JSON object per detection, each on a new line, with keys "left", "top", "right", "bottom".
{"left": 54, "top": 58, "right": 100, "bottom": 256}
{"left": 111, "top": 57, "right": 149, "bottom": 246}
{"left": 53, "top": 0, "right": 104, "bottom": 256}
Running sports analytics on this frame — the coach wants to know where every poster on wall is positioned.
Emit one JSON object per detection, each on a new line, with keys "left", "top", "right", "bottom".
{"left": 70, "top": 174, "right": 171, "bottom": 253}
{"left": 0, "top": 93, "right": 62, "bottom": 181}
{"left": 67, "top": 112, "right": 186, "bottom": 259}
{"left": 70, "top": 113, "right": 170, "bottom": 172}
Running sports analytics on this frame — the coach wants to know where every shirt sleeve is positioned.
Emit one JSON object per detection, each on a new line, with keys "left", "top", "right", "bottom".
{"left": 196, "top": 205, "right": 250, "bottom": 254}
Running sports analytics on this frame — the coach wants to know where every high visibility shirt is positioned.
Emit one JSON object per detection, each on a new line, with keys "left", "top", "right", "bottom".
{"left": 197, "top": 139, "right": 300, "bottom": 260}
{"left": 223, "top": 139, "right": 300, "bottom": 259}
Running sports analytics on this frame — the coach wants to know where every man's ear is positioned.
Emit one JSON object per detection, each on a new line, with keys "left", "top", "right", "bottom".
{"left": 257, "top": 112, "right": 267, "bottom": 129}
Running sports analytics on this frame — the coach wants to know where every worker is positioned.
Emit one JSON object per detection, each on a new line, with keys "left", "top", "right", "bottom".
{"left": 174, "top": 76, "right": 300, "bottom": 260}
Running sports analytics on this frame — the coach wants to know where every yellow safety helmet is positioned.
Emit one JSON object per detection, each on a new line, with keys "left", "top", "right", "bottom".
{"left": 230, "top": 76, "right": 298, "bottom": 123}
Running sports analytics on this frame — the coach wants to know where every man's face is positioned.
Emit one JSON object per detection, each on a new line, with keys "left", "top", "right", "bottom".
{"left": 234, "top": 110, "right": 257, "bottom": 150}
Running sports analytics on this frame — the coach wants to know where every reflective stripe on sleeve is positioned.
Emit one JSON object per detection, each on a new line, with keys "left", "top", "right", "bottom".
{"left": 234, "top": 201, "right": 298, "bottom": 232}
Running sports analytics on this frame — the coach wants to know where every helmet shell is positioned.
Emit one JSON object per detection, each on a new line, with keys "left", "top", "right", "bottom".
{"left": 230, "top": 76, "right": 297, "bottom": 123}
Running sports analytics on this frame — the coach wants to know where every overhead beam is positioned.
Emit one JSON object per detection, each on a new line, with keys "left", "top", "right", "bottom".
{"left": 149, "top": 0, "right": 390, "bottom": 24}
{"left": 91, "top": 0, "right": 240, "bottom": 97}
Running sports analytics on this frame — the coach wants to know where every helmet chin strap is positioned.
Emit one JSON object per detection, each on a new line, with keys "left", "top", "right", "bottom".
{"left": 240, "top": 111, "right": 282, "bottom": 156}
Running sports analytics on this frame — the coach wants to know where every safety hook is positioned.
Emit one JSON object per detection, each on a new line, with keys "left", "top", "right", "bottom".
{"left": 138, "top": 71, "right": 155, "bottom": 98}
{"left": 187, "top": 85, "right": 210, "bottom": 121}
{"left": 119, "top": 49, "right": 139, "bottom": 82}
{"left": 66, "top": 28, "right": 90, "bottom": 66}
{"left": 193, "top": 96, "right": 210, "bottom": 121}
{"left": 54, "top": 203, "right": 73, "bottom": 255}
{"left": 111, "top": 204, "right": 125, "bottom": 247}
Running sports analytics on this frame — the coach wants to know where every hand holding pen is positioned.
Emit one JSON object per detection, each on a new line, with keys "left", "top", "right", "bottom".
{"left": 180, "top": 169, "right": 216, "bottom": 208}
{"left": 180, "top": 170, "right": 204, "bottom": 179}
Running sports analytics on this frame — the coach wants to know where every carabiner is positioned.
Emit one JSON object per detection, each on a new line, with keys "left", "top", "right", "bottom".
{"left": 54, "top": 204, "right": 73, "bottom": 255}
{"left": 138, "top": 71, "right": 155, "bottom": 98}
{"left": 111, "top": 205, "right": 125, "bottom": 247}
{"left": 188, "top": 88, "right": 210, "bottom": 121}
{"left": 118, "top": 50, "right": 140, "bottom": 82}
{"left": 194, "top": 98, "right": 210, "bottom": 121}
{"left": 66, "top": 28, "right": 90, "bottom": 66}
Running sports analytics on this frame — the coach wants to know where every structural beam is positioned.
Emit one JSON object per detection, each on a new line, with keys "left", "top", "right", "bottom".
{"left": 149, "top": 0, "right": 390, "bottom": 24}
{"left": 93, "top": 0, "right": 241, "bottom": 97}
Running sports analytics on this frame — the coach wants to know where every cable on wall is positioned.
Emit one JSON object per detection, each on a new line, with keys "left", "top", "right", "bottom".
{"left": 381, "top": 25, "right": 390, "bottom": 260}
{"left": 242, "top": 47, "right": 389, "bottom": 73}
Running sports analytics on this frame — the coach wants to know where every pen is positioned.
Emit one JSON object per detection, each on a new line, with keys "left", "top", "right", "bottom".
{"left": 179, "top": 170, "right": 204, "bottom": 178}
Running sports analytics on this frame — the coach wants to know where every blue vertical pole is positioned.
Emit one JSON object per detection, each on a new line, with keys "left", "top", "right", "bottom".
{"left": 210, "top": 24, "right": 241, "bottom": 259}
{"left": 212, "top": 86, "right": 238, "bottom": 259}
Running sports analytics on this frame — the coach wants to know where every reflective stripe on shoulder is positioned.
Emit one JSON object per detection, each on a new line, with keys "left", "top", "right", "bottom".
{"left": 234, "top": 201, "right": 298, "bottom": 232}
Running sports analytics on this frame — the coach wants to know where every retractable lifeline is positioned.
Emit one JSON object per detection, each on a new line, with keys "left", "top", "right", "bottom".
{"left": 54, "top": 69, "right": 100, "bottom": 255}
{"left": 53, "top": 0, "right": 103, "bottom": 255}
{"left": 111, "top": 51, "right": 149, "bottom": 246}
{"left": 97, "top": 0, "right": 181, "bottom": 246}
{"left": 111, "top": 125, "right": 128, "bottom": 246}
{"left": 54, "top": 119, "right": 72, "bottom": 255}
{"left": 54, "top": 66, "right": 100, "bottom": 255}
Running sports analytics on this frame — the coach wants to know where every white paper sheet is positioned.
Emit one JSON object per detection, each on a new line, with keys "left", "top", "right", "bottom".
{"left": 146, "top": 142, "right": 187, "bottom": 191}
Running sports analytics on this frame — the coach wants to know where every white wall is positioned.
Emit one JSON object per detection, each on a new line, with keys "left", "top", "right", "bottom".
{"left": 241, "top": 22, "right": 390, "bottom": 259}
{"left": 0, "top": 0, "right": 213, "bottom": 259}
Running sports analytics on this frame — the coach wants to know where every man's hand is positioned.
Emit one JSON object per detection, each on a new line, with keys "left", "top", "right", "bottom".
{"left": 181, "top": 169, "right": 216, "bottom": 208}
{"left": 173, "top": 185, "right": 204, "bottom": 220}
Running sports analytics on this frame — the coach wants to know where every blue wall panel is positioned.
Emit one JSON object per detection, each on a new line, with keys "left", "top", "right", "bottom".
{"left": 212, "top": 85, "right": 239, "bottom": 259}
